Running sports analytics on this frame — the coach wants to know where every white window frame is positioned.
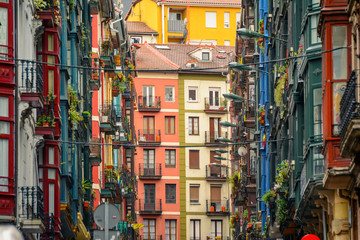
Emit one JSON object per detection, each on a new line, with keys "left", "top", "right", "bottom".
{"left": 202, "top": 52, "right": 210, "bottom": 61}
{"left": 206, "top": 12, "right": 217, "bottom": 28}
{"left": 188, "top": 87, "right": 198, "bottom": 102}
{"left": 224, "top": 12, "right": 230, "bottom": 28}
{"left": 131, "top": 36, "right": 142, "bottom": 44}
{"left": 224, "top": 40, "right": 230, "bottom": 46}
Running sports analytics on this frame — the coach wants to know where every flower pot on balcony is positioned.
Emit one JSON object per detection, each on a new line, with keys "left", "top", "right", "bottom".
{"left": 219, "top": 107, "right": 224, "bottom": 110}
{"left": 114, "top": 55, "right": 121, "bottom": 66}
{"left": 84, "top": 201, "right": 90, "bottom": 210}
{"left": 260, "top": 119, "right": 265, "bottom": 126}
{"left": 43, "top": 121, "right": 49, "bottom": 127}
{"left": 221, "top": 206, "right": 226, "bottom": 212}
{"left": 93, "top": 75, "right": 99, "bottom": 80}
{"left": 112, "top": 89, "right": 119, "bottom": 97}
{"left": 156, "top": 136, "right": 160, "bottom": 142}
{"left": 210, "top": 206, "right": 215, "bottom": 212}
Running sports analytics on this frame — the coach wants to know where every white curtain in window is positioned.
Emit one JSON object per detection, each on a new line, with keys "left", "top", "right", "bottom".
{"left": 49, "top": 183, "right": 55, "bottom": 214}
{"left": 0, "top": 139, "right": 8, "bottom": 192}
{"left": 188, "top": 118, "right": 192, "bottom": 134}
{"left": 49, "top": 147, "right": 55, "bottom": 164}
{"left": 206, "top": 12, "right": 217, "bottom": 28}
{"left": 0, "top": 8, "right": 8, "bottom": 59}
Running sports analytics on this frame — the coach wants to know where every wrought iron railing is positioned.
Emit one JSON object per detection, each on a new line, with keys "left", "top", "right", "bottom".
{"left": 139, "top": 163, "right": 162, "bottom": 178}
{"left": 19, "top": 186, "right": 44, "bottom": 221}
{"left": 100, "top": 101, "right": 116, "bottom": 124}
{"left": 138, "top": 199, "right": 162, "bottom": 212}
{"left": 138, "top": 96, "right": 161, "bottom": 110}
{"left": 19, "top": 61, "right": 43, "bottom": 95}
{"left": 204, "top": 97, "right": 227, "bottom": 111}
{"left": 40, "top": 214, "right": 56, "bottom": 240}
{"left": 139, "top": 235, "right": 163, "bottom": 240}
{"left": 204, "top": 131, "right": 228, "bottom": 143}
{"left": 340, "top": 71, "right": 358, "bottom": 140}
{"left": 205, "top": 165, "right": 228, "bottom": 179}
{"left": 206, "top": 200, "right": 229, "bottom": 213}
{"left": 300, "top": 162, "right": 306, "bottom": 195}
{"left": 138, "top": 129, "right": 161, "bottom": 143}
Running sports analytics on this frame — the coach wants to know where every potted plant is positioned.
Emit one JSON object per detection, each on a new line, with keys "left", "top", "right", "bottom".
{"left": 101, "top": 40, "right": 110, "bottom": 55}
{"left": 205, "top": 103, "right": 210, "bottom": 109}
{"left": 262, "top": 189, "right": 277, "bottom": 204}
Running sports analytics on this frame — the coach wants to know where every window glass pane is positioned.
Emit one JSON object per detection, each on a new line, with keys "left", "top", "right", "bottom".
{"left": 47, "top": 55, "right": 55, "bottom": 65}
{"left": 189, "top": 88, "right": 197, "bottom": 101}
{"left": 332, "top": 82, "right": 346, "bottom": 135}
{"left": 332, "top": 26, "right": 347, "bottom": 79}
{"left": 311, "top": 15, "right": 321, "bottom": 44}
{"left": 313, "top": 88, "right": 322, "bottom": 137}
{"left": 49, "top": 147, "right": 55, "bottom": 164}
{"left": 166, "top": 184, "right": 176, "bottom": 203}
{"left": 0, "top": 138, "right": 8, "bottom": 192}
{"left": 0, "top": 121, "right": 9, "bottom": 134}
{"left": 48, "top": 70, "right": 54, "bottom": 93}
{"left": 48, "top": 169, "right": 56, "bottom": 180}
{"left": 165, "top": 86, "right": 174, "bottom": 102}
{"left": 49, "top": 183, "right": 55, "bottom": 214}
{"left": 224, "top": 12, "right": 230, "bottom": 28}
{"left": 0, "top": 97, "right": 9, "bottom": 117}
{"left": 48, "top": 34, "right": 54, "bottom": 51}
{"left": 0, "top": 7, "right": 8, "bottom": 59}
{"left": 39, "top": 168, "right": 43, "bottom": 179}
{"left": 224, "top": 40, "right": 230, "bottom": 46}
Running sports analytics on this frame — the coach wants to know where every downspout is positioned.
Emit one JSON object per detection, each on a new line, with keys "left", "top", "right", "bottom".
{"left": 14, "top": 0, "right": 18, "bottom": 226}
{"left": 161, "top": 3, "right": 165, "bottom": 43}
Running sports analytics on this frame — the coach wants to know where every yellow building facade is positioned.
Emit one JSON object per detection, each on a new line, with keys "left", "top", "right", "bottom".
{"left": 126, "top": 0, "right": 241, "bottom": 46}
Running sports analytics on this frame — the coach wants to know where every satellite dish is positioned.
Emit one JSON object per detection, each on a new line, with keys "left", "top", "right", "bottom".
{"left": 94, "top": 203, "right": 121, "bottom": 229}
{"left": 238, "top": 146, "right": 247, "bottom": 157}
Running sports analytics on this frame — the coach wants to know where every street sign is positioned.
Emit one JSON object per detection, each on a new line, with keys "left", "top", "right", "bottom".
{"left": 93, "top": 230, "right": 120, "bottom": 240}
{"left": 94, "top": 203, "right": 121, "bottom": 229}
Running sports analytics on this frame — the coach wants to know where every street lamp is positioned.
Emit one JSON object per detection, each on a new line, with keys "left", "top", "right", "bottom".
{"left": 215, "top": 148, "right": 228, "bottom": 153}
{"left": 222, "top": 92, "right": 256, "bottom": 103}
{"left": 219, "top": 120, "right": 238, "bottom": 128}
{"left": 214, "top": 155, "right": 227, "bottom": 161}
{"left": 229, "top": 62, "right": 268, "bottom": 74}
{"left": 236, "top": 28, "right": 287, "bottom": 43}
{"left": 217, "top": 136, "right": 234, "bottom": 143}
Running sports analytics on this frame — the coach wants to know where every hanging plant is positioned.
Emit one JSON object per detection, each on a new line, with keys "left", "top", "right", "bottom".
{"left": 274, "top": 63, "right": 288, "bottom": 107}
{"left": 68, "top": 87, "right": 82, "bottom": 128}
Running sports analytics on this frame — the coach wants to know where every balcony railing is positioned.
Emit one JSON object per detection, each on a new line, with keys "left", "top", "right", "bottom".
{"left": 140, "top": 235, "right": 163, "bottom": 240}
{"left": 204, "top": 97, "right": 227, "bottom": 113}
{"left": 205, "top": 165, "right": 228, "bottom": 180}
{"left": 204, "top": 131, "right": 228, "bottom": 144}
{"left": 138, "top": 129, "right": 161, "bottom": 145}
{"left": 138, "top": 96, "right": 161, "bottom": 112}
{"left": 139, "top": 199, "right": 162, "bottom": 214}
{"left": 139, "top": 163, "right": 162, "bottom": 179}
{"left": 19, "top": 186, "right": 44, "bottom": 221}
{"left": 300, "top": 162, "right": 306, "bottom": 195}
{"left": 19, "top": 61, "right": 44, "bottom": 107}
{"left": 100, "top": 101, "right": 116, "bottom": 133}
{"left": 340, "top": 71, "right": 358, "bottom": 140}
{"left": 168, "top": 20, "right": 186, "bottom": 33}
{"left": 41, "top": 214, "right": 56, "bottom": 240}
{"left": 206, "top": 200, "right": 230, "bottom": 215}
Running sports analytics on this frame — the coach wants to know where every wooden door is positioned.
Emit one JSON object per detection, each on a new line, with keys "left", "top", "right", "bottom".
{"left": 143, "top": 116, "right": 155, "bottom": 141}
{"left": 210, "top": 151, "right": 221, "bottom": 177}
{"left": 209, "top": 118, "right": 220, "bottom": 142}
{"left": 144, "top": 184, "right": 155, "bottom": 211}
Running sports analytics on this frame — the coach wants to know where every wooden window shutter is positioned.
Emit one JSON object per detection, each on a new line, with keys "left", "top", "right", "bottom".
{"left": 211, "top": 186, "right": 221, "bottom": 202}
{"left": 189, "top": 150, "right": 199, "bottom": 169}
{"left": 190, "top": 186, "right": 199, "bottom": 201}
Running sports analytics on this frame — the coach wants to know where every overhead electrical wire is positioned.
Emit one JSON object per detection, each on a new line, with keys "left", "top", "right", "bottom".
{"left": 1, "top": 46, "right": 350, "bottom": 73}
{"left": 43, "top": 137, "right": 293, "bottom": 148}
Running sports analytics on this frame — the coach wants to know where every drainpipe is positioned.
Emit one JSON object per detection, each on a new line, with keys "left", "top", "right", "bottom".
{"left": 161, "top": 3, "right": 165, "bottom": 43}
{"left": 14, "top": 0, "right": 18, "bottom": 226}
{"left": 322, "top": 209, "right": 327, "bottom": 240}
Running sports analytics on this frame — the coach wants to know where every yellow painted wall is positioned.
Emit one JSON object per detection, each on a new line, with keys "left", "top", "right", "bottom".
{"left": 127, "top": 0, "right": 240, "bottom": 45}
{"left": 184, "top": 6, "right": 240, "bottom": 46}
{"left": 127, "top": 0, "right": 161, "bottom": 39}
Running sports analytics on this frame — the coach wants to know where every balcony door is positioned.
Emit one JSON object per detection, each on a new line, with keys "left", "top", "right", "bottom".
{"left": 210, "top": 185, "right": 221, "bottom": 211}
{"left": 144, "top": 184, "right": 156, "bottom": 211}
{"left": 209, "top": 88, "right": 220, "bottom": 109}
{"left": 211, "top": 220, "right": 222, "bottom": 239}
{"left": 210, "top": 151, "right": 221, "bottom": 177}
{"left": 209, "top": 118, "right": 221, "bottom": 142}
{"left": 143, "top": 116, "right": 155, "bottom": 141}
{"left": 143, "top": 86, "right": 154, "bottom": 107}
{"left": 144, "top": 219, "right": 156, "bottom": 240}
{"left": 144, "top": 149, "right": 155, "bottom": 176}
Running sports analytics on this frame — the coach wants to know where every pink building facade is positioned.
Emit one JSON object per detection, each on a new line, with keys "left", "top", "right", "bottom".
{"left": 134, "top": 64, "right": 180, "bottom": 239}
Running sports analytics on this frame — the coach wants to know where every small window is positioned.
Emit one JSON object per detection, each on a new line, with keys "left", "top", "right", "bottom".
{"left": 165, "top": 149, "right": 176, "bottom": 168}
{"left": 206, "top": 12, "right": 217, "bottom": 28}
{"left": 131, "top": 37, "right": 142, "bottom": 44}
{"left": 165, "top": 220, "right": 177, "bottom": 240}
{"left": 165, "top": 116, "right": 175, "bottom": 135}
{"left": 188, "top": 117, "right": 199, "bottom": 135}
{"left": 166, "top": 184, "right": 176, "bottom": 203}
{"left": 189, "top": 150, "right": 199, "bottom": 169}
{"left": 224, "top": 40, "right": 230, "bottom": 46}
{"left": 224, "top": 12, "right": 230, "bottom": 28}
{"left": 190, "top": 185, "right": 200, "bottom": 203}
{"left": 165, "top": 86, "right": 175, "bottom": 102}
{"left": 202, "top": 52, "right": 210, "bottom": 61}
{"left": 188, "top": 87, "right": 197, "bottom": 101}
